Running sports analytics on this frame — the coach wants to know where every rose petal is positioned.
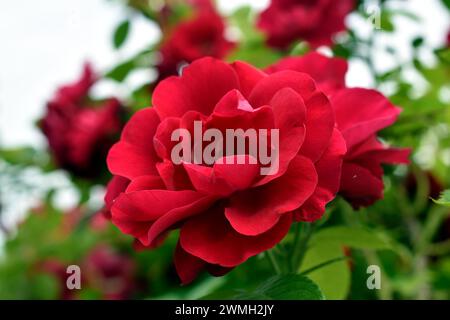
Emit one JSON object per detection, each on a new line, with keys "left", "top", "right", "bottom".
{"left": 180, "top": 207, "right": 292, "bottom": 267}
{"left": 174, "top": 242, "right": 206, "bottom": 285}
{"left": 111, "top": 190, "right": 207, "bottom": 245}
{"left": 231, "top": 61, "right": 267, "bottom": 99}
{"left": 339, "top": 162, "right": 384, "bottom": 209}
{"left": 153, "top": 57, "right": 239, "bottom": 119}
{"left": 331, "top": 88, "right": 401, "bottom": 149}
{"left": 266, "top": 52, "right": 347, "bottom": 94}
{"left": 107, "top": 108, "right": 160, "bottom": 179}
{"left": 295, "top": 129, "right": 347, "bottom": 222}
{"left": 225, "top": 155, "right": 318, "bottom": 236}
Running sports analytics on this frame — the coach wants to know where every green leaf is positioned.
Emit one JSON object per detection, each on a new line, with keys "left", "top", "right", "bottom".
{"left": 113, "top": 20, "right": 130, "bottom": 49}
{"left": 235, "top": 275, "right": 325, "bottom": 300}
{"left": 380, "top": 11, "right": 395, "bottom": 32}
{"left": 412, "top": 37, "right": 424, "bottom": 48}
{"left": 0, "top": 147, "right": 50, "bottom": 169}
{"left": 104, "top": 48, "right": 154, "bottom": 82}
{"left": 300, "top": 243, "right": 350, "bottom": 300}
{"left": 433, "top": 190, "right": 450, "bottom": 207}
{"left": 310, "top": 226, "right": 392, "bottom": 250}
{"left": 105, "top": 59, "right": 136, "bottom": 82}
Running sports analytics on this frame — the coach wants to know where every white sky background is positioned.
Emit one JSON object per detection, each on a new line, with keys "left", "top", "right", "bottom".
{"left": 0, "top": 0, "right": 448, "bottom": 244}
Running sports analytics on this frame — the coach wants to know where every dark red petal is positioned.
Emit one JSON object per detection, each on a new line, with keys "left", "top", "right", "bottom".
{"left": 107, "top": 108, "right": 160, "bottom": 179}
{"left": 174, "top": 242, "right": 206, "bottom": 285}
{"left": 331, "top": 88, "right": 401, "bottom": 149}
{"left": 153, "top": 57, "right": 239, "bottom": 119}
{"left": 348, "top": 135, "right": 410, "bottom": 165}
{"left": 111, "top": 190, "right": 207, "bottom": 245}
{"left": 180, "top": 207, "right": 292, "bottom": 267}
{"left": 225, "top": 155, "right": 318, "bottom": 236}
{"left": 295, "top": 129, "right": 347, "bottom": 222}
{"left": 340, "top": 162, "right": 384, "bottom": 209}
{"left": 147, "top": 195, "right": 217, "bottom": 247}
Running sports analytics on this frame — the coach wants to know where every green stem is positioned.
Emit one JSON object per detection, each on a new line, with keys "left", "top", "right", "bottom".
{"left": 291, "top": 222, "right": 315, "bottom": 273}
{"left": 266, "top": 250, "right": 282, "bottom": 275}
{"left": 300, "top": 256, "right": 348, "bottom": 276}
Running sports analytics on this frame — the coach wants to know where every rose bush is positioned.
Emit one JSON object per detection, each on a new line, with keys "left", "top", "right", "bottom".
{"left": 267, "top": 52, "right": 410, "bottom": 208}
{"left": 257, "top": 0, "right": 355, "bottom": 49}
{"left": 40, "top": 64, "right": 123, "bottom": 178}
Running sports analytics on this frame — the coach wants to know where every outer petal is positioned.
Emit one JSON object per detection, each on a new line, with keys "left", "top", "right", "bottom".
{"left": 339, "top": 162, "right": 384, "bottom": 209}
{"left": 180, "top": 207, "right": 292, "bottom": 267}
{"left": 174, "top": 242, "right": 206, "bottom": 285}
{"left": 103, "top": 175, "right": 130, "bottom": 218}
{"left": 174, "top": 241, "right": 233, "bottom": 284}
{"left": 295, "top": 129, "right": 347, "bottom": 222}
{"left": 153, "top": 57, "right": 239, "bottom": 119}
{"left": 225, "top": 155, "right": 318, "bottom": 236}
{"left": 147, "top": 195, "right": 217, "bottom": 247}
{"left": 331, "top": 88, "right": 401, "bottom": 149}
{"left": 111, "top": 190, "right": 208, "bottom": 246}
{"left": 107, "top": 108, "right": 160, "bottom": 179}
{"left": 266, "top": 52, "right": 348, "bottom": 94}
{"left": 248, "top": 71, "right": 316, "bottom": 108}
{"left": 348, "top": 135, "right": 410, "bottom": 164}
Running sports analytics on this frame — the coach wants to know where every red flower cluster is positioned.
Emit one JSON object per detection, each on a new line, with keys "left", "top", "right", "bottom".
{"left": 38, "top": 245, "right": 136, "bottom": 300}
{"left": 41, "top": 64, "right": 123, "bottom": 178}
{"left": 104, "top": 54, "right": 409, "bottom": 283}
{"left": 157, "top": 2, "right": 234, "bottom": 80}
{"left": 257, "top": 0, "right": 355, "bottom": 49}
{"left": 268, "top": 52, "right": 410, "bottom": 208}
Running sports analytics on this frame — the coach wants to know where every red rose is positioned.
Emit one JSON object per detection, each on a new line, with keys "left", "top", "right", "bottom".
{"left": 37, "top": 259, "right": 76, "bottom": 300}
{"left": 83, "top": 245, "right": 137, "bottom": 300}
{"left": 38, "top": 245, "right": 137, "bottom": 300}
{"left": 447, "top": 28, "right": 450, "bottom": 47}
{"left": 157, "top": 10, "right": 235, "bottom": 80}
{"left": 268, "top": 52, "right": 411, "bottom": 208}
{"left": 257, "top": 0, "right": 355, "bottom": 49}
{"left": 41, "top": 64, "right": 123, "bottom": 178}
{"left": 106, "top": 57, "right": 346, "bottom": 283}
